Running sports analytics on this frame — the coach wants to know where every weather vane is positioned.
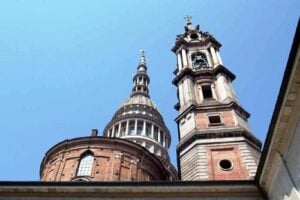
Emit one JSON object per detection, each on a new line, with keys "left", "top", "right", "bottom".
{"left": 139, "top": 49, "right": 146, "bottom": 64}
{"left": 185, "top": 15, "right": 192, "bottom": 24}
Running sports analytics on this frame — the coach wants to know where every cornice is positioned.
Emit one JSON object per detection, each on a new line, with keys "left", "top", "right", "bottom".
{"left": 175, "top": 101, "right": 250, "bottom": 122}
{"left": 172, "top": 64, "right": 235, "bottom": 86}
{"left": 177, "top": 128, "right": 262, "bottom": 153}
{"left": 172, "top": 36, "right": 222, "bottom": 53}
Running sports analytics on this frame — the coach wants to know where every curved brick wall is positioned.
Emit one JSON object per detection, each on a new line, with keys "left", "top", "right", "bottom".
{"left": 40, "top": 136, "right": 170, "bottom": 181}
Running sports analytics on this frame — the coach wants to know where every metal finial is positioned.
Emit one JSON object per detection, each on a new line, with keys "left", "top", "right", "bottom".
{"left": 140, "top": 49, "right": 145, "bottom": 56}
{"left": 139, "top": 49, "right": 146, "bottom": 64}
{"left": 185, "top": 15, "right": 192, "bottom": 25}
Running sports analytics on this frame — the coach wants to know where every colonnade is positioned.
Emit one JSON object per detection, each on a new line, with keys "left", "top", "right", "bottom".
{"left": 176, "top": 46, "right": 223, "bottom": 71}
{"left": 107, "top": 119, "right": 168, "bottom": 148}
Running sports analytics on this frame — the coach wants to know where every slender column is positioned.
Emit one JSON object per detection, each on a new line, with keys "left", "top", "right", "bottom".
{"left": 210, "top": 46, "right": 218, "bottom": 66}
{"left": 177, "top": 51, "right": 183, "bottom": 70}
{"left": 211, "top": 84, "right": 217, "bottom": 100}
{"left": 125, "top": 120, "right": 129, "bottom": 136}
{"left": 142, "top": 121, "right": 146, "bottom": 136}
{"left": 181, "top": 48, "right": 188, "bottom": 68}
{"left": 206, "top": 51, "right": 213, "bottom": 67}
{"left": 112, "top": 126, "right": 115, "bottom": 137}
{"left": 151, "top": 124, "right": 154, "bottom": 138}
{"left": 117, "top": 123, "right": 121, "bottom": 137}
{"left": 216, "top": 50, "right": 223, "bottom": 65}
{"left": 216, "top": 75, "right": 226, "bottom": 101}
{"left": 158, "top": 129, "right": 161, "bottom": 143}
{"left": 134, "top": 120, "right": 138, "bottom": 134}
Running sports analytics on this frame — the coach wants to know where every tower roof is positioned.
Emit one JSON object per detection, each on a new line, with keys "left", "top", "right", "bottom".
{"left": 117, "top": 50, "right": 158, "bottom": 111}
{"left": 172, "top": 16, "right": 221, "bottom": 53}
{"left": 130, "top": 49, "right": 151, "bottom": 97}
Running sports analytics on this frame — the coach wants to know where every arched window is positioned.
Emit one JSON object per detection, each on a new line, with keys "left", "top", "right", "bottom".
{"left": 192, "top": 52, "right": 208, "bottom": 68}
{"left": 77, "top": 152, "right": 94, "bottom": 177}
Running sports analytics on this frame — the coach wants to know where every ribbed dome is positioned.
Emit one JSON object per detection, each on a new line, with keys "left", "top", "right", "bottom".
{"left": 119, "top": 94, "right": 158, "bottom": 110}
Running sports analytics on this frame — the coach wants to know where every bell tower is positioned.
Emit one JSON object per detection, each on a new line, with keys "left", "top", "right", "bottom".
{"left": 173, "top": 17, "right": 261, "bottom": 180}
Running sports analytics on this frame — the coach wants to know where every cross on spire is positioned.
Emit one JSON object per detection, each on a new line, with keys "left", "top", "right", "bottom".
{"left": 185, "top": 15, "right": 192, "bottom": 25}
{"left": 139, "top": 49, "right": 146, "bottom": 65}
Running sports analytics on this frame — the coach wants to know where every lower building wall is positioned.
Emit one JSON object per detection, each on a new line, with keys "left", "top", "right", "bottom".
{"left": 0, "top": 196, "right": 265, "bottom": 200}
{"left": 179, "top": 138, "right": 260, "bottom": 181}
{"left": 180, "top": 145, "right": 208, "bottom": 180}
{"left": 0, "top": 182, "right": 265, "bottom": 200}
{"left": 268, "top": 154, "right": 300, "bottom": 200}
{"left": 206, "top": 144, "right": 250, "bottom": 180}
{"left": 263, "top": 119, "right": 300, "bottom": 200}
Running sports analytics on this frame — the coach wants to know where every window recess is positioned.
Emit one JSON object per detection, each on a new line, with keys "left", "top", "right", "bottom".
{"left": 202, "top": 85, "right": 213, "bottom": 99}
{"left": 208, "top": 115, "right": 223, "bottom": 126}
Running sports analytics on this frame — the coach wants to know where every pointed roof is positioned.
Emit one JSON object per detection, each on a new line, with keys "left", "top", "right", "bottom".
{"left": 172, "top": 16, "right": 221, "bottom": 53}
{"left": 117, "top": 50, "right": 159, "bottom": 110}
{"left": 130, "top": 49, "right": 150, "bottom": 97}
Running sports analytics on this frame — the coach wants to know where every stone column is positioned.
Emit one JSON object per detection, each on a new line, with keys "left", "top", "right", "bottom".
{"left": 177, "top": 51, "right": 183, "bottom": 71}
{"left": 142, "top": 121, "right": 146, "bottom": 136}
{"left": 125, "top": 120, "right": 129, "bottom": 136}
{"left": 158, "top": 129, "right": 161, "bottom": 143}
{"left": 216, "top": 50, "right": 223, "bottom": 65}
{"left": 151, "top": 124, "right": 154, "bottom": 138}
{"left": 210, "top": 46, "right": 218, "bottom": 66}
{"left": 205, "top": 50, "right": 212, "bottom": 67}
{"left": 134, "top": 120, "right": 138, "bottom": 134}
{"left": 117, "top": 123, "right": 121, "bottom": 137}
{"left": 112, "top": 126, "right": 115, "bottom": 137}
{"left": 182, "top": 48, "right": 188, "bottom": 68}
{"left": 211, "top": 84, "right": 218, "bottom": 100}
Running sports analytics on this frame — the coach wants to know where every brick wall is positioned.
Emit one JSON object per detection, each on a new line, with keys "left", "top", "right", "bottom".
{"left": 40, "top": 137, "right": 170, "bottom": 181}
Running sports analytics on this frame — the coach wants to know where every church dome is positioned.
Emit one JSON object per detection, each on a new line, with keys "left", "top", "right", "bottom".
{"left": 120, "top": 94, "right": 158, "bottom": 111}
{"left": 103, "top": 50, "right": 171, "bottom": 159}
{"left": 103, "top": 51, "right": 177, "bottom": 179}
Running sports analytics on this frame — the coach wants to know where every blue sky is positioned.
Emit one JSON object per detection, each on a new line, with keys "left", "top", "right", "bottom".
{"left": 0, "top": 0, "right": 299, "bottom": 180}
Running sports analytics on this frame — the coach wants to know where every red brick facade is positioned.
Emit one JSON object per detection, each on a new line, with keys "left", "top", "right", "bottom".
{"left": 195, "top": 110, "right": 235, "bottom": 129}
{"left": 206, "top": 145, "right": 249, "bottom": 180}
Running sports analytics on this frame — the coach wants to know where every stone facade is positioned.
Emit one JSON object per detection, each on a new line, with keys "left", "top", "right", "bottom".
{"left": 0, "top": 181, "right": 265, "bottom": 200}
{"left": 257, "top": 22, "right": 300, "bottom": 200}
{"left": 40, "top": 136, "right": 171, "bottom": 181}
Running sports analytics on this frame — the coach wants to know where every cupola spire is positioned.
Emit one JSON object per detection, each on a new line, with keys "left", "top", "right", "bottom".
{"left": 184, "top": 15, "right": 192, "bottom": 25}
{"left": 139, "top": 49, "right": 146, "bottom": 66}
{"left": 131, "top": 49, "right": 150, "bottom": 97}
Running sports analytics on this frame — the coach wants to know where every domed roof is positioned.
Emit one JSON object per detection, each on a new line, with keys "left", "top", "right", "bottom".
{"left": 120, "top": 94, "right": 158, "bottom": 110}
{"left": 102, "top": 51, "right": 174, "bottom": 171}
